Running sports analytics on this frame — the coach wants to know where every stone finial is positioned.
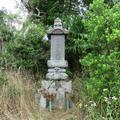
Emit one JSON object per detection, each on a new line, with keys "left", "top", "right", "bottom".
{"left": 47, "top": 18, "right": 68, "bottom": 35}
{"left": 54, "top": 17, "right": 62, "bottom": 29}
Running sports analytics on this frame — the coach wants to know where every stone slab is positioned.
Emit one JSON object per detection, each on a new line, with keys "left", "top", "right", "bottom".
{"left": 36, "top": 80, "right": 72, "bottom": 109}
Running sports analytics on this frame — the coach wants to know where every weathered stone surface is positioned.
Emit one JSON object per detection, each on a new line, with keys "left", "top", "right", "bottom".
{"left": 37, "top": 80, "right": 72, "bottom": 109}
{"left": 51, "top": 35, "right": 65, "bottom": 60}
{"left": 46, "top": 68, "right": 68, "bottom": 80}
{"left": 46, "top": 17, "right": 68, "bottom": 80}
{"left": 54, "top": 17, "right": 62, "bottom": 30}
{"left": 47, "top": 18, "right": 68, "bottom": 35}
{"left": 36, "top": 18, "right": 73, "bottom": 110}
{"left": 47, "top": 60, "right": 68, "bottom": 68}
{"left": 39, "top": 95, "right": 47, "bottom": 108}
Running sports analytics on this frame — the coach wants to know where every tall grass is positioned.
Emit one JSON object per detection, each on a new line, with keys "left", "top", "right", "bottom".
{"left": 0, "top": 70, "right": 43, "bottom": 120}
{"left": 0, "top": 71, "right": 82, "bottom": 120}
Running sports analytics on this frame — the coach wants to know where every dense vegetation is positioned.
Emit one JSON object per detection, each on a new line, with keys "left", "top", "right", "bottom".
{"left": 0, "top": 0, "right": 120, "bottom": 119}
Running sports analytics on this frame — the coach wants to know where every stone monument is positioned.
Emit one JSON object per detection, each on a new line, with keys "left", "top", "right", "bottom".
{"left": 46, "top": 18, "right": 68, "bottom": 80}
{"left": 36, "top": 18, "right": 72, "bottom": 111}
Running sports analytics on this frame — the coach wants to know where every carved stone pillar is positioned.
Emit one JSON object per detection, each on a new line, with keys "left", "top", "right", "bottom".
{"left": 36, "top": 18, "right": 73, "bottom": 111}
{"left": 46, "top": 18, "right": 68, "bottom": 80}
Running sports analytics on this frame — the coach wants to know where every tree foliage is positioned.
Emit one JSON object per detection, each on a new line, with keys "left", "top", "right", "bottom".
{"left": 3, "top": 20, "right": 49, "bottom": 73}
{"left": 22, "top": 0, "right": 81, "bottom": 25}
{"left": 81, "top": 0, "right": 120, "bottom": 98}
{"left": 79, "top": 0, "right": 120, "bottom": 118}
{"left": 0, "top": 9, "right": 15, "bottom": 42}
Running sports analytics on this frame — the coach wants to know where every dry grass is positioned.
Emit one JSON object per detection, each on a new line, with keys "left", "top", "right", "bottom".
{"left": 43, "top": 108, "right": 83, "bottom": 120}
{"left": 0, "top": 71, "right": 82, "bottom": 120}
{"left": 0, "top": 71, "right": 43, "bottom": 120}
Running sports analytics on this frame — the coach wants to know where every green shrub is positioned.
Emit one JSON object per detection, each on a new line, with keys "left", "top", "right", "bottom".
{"left": 78, "top": 0, "right": 120, "bottom": 119}
{"left": 4, "top": 21, "right": 49, "bottom": 73}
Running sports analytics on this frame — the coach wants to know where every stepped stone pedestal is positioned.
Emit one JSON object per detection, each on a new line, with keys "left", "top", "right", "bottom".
{"left": 36, "top": 18, "right": 73, "bottom": 110}
{"left": 36, "top": 80, "right": 72, "bottom": 109}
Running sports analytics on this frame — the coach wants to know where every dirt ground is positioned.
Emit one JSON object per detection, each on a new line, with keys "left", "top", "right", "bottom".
{"left": 42, "top": 108, "right": 83, "bottom": 120}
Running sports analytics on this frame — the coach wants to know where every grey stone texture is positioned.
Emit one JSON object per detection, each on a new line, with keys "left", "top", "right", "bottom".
{"left": 37, "top": 80, "right": 72, "bottom": 109}
{"left": 36, "top": 18, "right": 73, "bottom": 110}
{"left": 46, "top": 67, "right": 68, "bottom": 80}
{"left": 46, "top": 17, "right": 68, "bottom": 80}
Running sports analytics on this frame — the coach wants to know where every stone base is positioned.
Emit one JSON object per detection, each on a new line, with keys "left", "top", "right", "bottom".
{"left": 46, "top": 67, "right": 68, "bottom": 80}
{"left": 35, "top": 80, "right": 73, "bottom": 110}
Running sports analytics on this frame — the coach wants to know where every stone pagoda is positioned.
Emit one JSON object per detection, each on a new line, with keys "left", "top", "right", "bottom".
{"left": 46, "top": 17, "right": 68, "bottom": 80}
{"left": 36, "top": 18, "right": 72, "bottom": 111}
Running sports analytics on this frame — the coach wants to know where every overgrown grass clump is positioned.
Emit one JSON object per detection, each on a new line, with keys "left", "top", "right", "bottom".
{"left": 0, "top": 70, "right": 43, "bottom": 120}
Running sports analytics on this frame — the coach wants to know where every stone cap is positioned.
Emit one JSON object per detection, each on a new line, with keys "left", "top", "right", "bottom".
{"left": 47, "top": 18, "right": 69, "bottom": 35}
